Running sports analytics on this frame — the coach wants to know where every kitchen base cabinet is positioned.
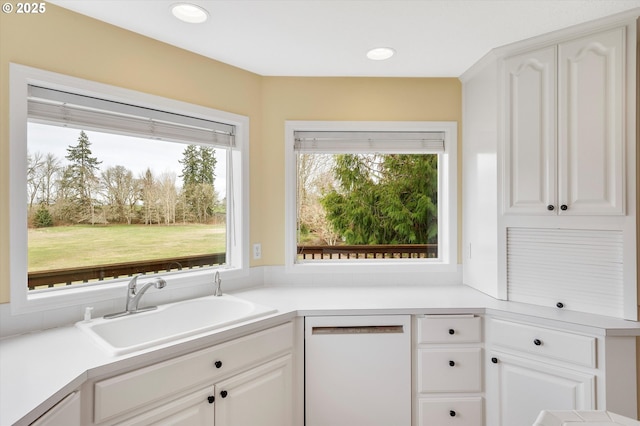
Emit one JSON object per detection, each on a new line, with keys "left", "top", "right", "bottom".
{"left": 414, "top": 315, "right": 484, "bottom": 426}
{"left": 87, "top": 322, "right": 295, "bottom": 426}
{"left": 486, "top": 352, "right": 595, "bottom": 426}
{"left": 215, "top": 355, "right": 292, "bottom": 426}
{"left": 485, "top": 316, "right": 637, "bottom": 425}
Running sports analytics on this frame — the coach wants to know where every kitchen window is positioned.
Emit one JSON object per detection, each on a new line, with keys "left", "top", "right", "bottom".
{"left": 284, "top": 121, "right": 457, "bottom": 277}
{"left": 9, "top": 64, "right": 249, "bottom": 313}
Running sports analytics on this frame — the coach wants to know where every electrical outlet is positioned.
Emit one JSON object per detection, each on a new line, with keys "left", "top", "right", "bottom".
{"left": 253, "top": 243, "right": 262, "bottom": 259}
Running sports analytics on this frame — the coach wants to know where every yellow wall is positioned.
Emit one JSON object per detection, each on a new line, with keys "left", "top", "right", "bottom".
{"left": 0, "top": 4, "right": 461, "bottom": 302}
{"left": 259, "top": 77, "right": 462, "bottom": 264}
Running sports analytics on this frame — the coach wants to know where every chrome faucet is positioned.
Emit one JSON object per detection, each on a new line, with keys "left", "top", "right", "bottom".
{"left": 214, "top": 271, "right": 222, "bottom": 296}
{"left": 105, "top": 274, "right": 167, "bottom": 319}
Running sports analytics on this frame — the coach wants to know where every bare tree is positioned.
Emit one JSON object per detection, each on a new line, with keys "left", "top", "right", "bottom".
{"left": 157, "top": 171, "right": 177, "bottom": 225}
{"left": 296, "top": 153, "right": 339, "bottom": 244}
{"left": 39, "top": 153, "right": 62, "bottom": 206}
{"left": 27, "top": 150, "right": 45, "bottom": 209}
{"left": 102, "top": 165, "right": 138, "bottom": 224}
{"left": 140, "top": 168, "right": 159, "bottom": 225}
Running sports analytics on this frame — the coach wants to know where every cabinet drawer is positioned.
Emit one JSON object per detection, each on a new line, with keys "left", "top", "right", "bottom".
{"left": 418, "top": 348, "right": 482, "bottom": 393}
{"left": 417, "top": 315, "right": 482, "bottom": 344}
{"left": 489, "top": 319, "right": 596, "bottom": 368}
{"left": 94, "top": 322, "right": 293, "bottom": 423}
{"left": 418, "top": 397, "right": 483, "bottom": 426}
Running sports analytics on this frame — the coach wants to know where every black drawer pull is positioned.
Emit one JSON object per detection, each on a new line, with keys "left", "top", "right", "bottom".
{"left": 214, "top": 360, "right": 222, "bottom": 368}
{"left": 556, "top": 302, "right": 564, "bottom": 309}
{"left": 220, "top": 390, "right": 228, "bottom": 398}
{"left": 450, "top": 410, "right": 456, "bottom": 417}
{"left": 491, "top": 357, "right": 498, "bottom": 364}
{"left": 207, "top": 396, "right": 214, "bottom": 404}
{"left": 534, "top": 339, "right": 542, "bottom": 346}
{"left": 449, "top": 360, "right": 455, "bottom": 367}
{"left": 448, "top": 328, "right": 455, "bottom": 335}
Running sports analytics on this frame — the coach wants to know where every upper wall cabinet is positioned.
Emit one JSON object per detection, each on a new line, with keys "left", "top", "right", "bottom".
{"left": 504, "top": 27, "right": 625, "bottom": 216}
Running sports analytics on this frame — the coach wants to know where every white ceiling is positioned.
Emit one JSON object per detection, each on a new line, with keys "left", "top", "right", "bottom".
{"left": 50, "top": 0, "right": 640, "bottom": 77}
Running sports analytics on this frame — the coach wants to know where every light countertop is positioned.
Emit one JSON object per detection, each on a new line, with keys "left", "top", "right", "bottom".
{"left": 2, "top": 284, "right": 640, "bottom": 425}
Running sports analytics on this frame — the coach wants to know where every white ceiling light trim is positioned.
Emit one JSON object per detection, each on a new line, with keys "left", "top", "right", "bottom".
{"left": 171, "top": 3, "right": 208, "bottom": 24}
{"left": 366, "top": 47, "right": 396, "bottom": 61}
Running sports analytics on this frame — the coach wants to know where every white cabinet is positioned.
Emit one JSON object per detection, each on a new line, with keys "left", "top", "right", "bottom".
{"left": 503, "top": 46, "right": 557, "bottom": 215}
{"left": 485, "top": 316, "right": 637, "bottom": 426}
{"left": 415, "top": 315, "right": 483, "bottom": 426}
{"left": 90, "top": 322, "right": 295, "bottom": 426}
{"left": 215, "top": 355, "right": 292, "bottom": 426}
{"left": 487, "top": 352, "right": 595, "bottom": 426}
{"left": 30, "top": 391, "right": 81, "bottom": 426}
{"left": 557, "top": 28, "right": 625, "bottom": 215}
{"left": 504, "top": 27, "right": 625, "bottom": 216}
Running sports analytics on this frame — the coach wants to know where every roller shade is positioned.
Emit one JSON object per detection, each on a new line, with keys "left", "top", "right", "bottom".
{"left": 28, "top": 85, "right": 235, "bottom": 147}
{"left": 294, "top": 130, "right": 445, "bottom": 153}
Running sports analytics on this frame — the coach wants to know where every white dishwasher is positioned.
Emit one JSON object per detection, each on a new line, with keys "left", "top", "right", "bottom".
{"left": 305, "top": 315, "right": 412, "bottom": 426}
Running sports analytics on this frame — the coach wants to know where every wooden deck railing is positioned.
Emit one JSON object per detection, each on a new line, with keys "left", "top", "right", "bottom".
{"left": 297, "top": 244, "right": 437, "bottom": 260}
{"left": 28, "top": 244, "right": 437, "bottom": 289}
{"left": 28, "top": 253, "right": 226, "bottom": 289}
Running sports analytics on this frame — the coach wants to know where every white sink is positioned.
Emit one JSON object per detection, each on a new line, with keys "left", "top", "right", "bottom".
{"left": 76, "top": 294, "right": 277, "bottom": 355}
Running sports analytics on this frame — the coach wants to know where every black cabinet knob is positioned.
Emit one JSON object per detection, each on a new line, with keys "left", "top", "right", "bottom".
{"left": 556, "top": 302, "right": 564, "bottom": 309}
{"left": 560, "top": 204, "right": 568, "bottom": 211}
{"left": 491, "top": 357, "right": 498, "bottom": 364}
{"left": 534, "top": 339, "right": 542, "bottom": 346}
{"left": 220, "top": 390, "right": 228, "bottom": 398}
{"left": 448, "top": 328, "right": 455, "bottom": 335}
{"left": 547, "top": 204, "right": 555, "bottom": 211}
{"left": 450, "top": 410, "right": 456, "bottom": 417}
{"left": 207, "top": 396, "right": 215, "bottom": 404}
{"left": 214, "top": 360, "right": 223, "bottom": 369}
{"left": 449, "top": 360, "right": 455, "bottom": 367}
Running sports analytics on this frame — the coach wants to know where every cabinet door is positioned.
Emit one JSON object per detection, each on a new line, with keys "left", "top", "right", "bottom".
{"left": 486, "top": 352, "right": 595, "bottom": 426}
{"left": 114, "top": 386, "right": 215, "bottom": 426}
{"left": 557, "top": 27, "right": 625, "bottom": 215}
{"left": 503, "top": 46, "right": 557, "bottom": 215}
{"left": 215, "top": 355, "right": 293, "bottom": 426}
{"left": 31, "top": 391, "right": 81, "bottom": 426}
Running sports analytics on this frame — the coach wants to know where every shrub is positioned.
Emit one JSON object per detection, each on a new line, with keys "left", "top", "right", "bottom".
{"left": 33, "top": 205, "right": 54, "bottom": 228}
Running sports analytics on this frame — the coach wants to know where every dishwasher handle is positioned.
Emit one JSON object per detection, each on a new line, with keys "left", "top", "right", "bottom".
{"left": 311, "top": 325, "right": 404, "bottom": 335}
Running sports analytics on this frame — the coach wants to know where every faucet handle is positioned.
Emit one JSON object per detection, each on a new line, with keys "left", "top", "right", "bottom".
{"left": 214, "top": 271, "right": 222, "bottom": 296}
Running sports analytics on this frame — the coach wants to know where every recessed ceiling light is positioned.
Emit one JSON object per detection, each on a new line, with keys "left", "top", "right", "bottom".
{"left": 171, "top": 3, "right": 209, "bottom": 24}
{"left": 366, "top": 47, "right": 395, "bottom": 61}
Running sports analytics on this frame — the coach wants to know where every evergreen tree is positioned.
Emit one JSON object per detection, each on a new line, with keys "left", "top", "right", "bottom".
{"left": 61, "top": 131, "right": 102, "bottom": 223}
{"left": 198, "top": 146, "right": 216, "bottom": 185}
{"left": 320, "top": 154, "right": 438, "bottom": 245}
{"left": 179, "top": 145, "right": 217, "bottom": 223}
{"left": 33, "top": 204, "right": 54, "bottom": 228}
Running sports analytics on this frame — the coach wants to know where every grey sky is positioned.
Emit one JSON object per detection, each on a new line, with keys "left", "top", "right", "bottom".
{"left": 27, "top": 122, "right": 227, "bottom": 197}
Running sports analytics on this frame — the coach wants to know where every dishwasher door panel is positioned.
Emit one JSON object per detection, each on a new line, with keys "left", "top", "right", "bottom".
{"left": 305, "top": 315, "right": 412, "bottom": 426}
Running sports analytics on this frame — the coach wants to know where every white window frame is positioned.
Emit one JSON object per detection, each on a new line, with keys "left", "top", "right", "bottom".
{"left": 284, "top": 120, "right": 458, "bottom": 281}
{"left": 9, "top": 64, "right": 250, "bottom": 314}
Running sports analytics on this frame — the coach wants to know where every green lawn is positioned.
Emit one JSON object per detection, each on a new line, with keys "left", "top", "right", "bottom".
{"left": 28, "top": 224, "right": 226, "bottom": 271}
